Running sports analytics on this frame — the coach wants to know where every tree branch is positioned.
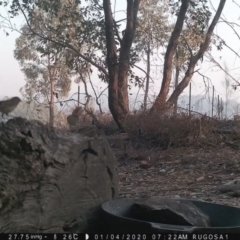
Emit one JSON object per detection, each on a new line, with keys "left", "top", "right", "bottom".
{"left": 132, "top": 63, "right": 154, "bottom": 83}
{"left": 87, "top": 72, "right": 104, "bottom": 114}
{"left": 103, "top": 0, "right": 118, "bottom": 72}
{"left": 182, "top": 35, "right": 193, "bottom": 58}
{"left": 193, "top": 0, "right": 226, "bottom": 64}
{"left": 18, "top": 3, "right": 109, "bottom": 78}
{"left": 122, "top": 0, "right": 140, "bottom": 49}
{"left": 213, "top": 33, "right": 240, "bottom": 59}
{"left": 113, "top": 18, "right": 122, "bottom": 45}
{"left": 156, "top": 0, "right": 190, "bottom": 103}
{"left": 167, "top": 0, "right": 226, "bottom": 105}
{"left": 206, "top": 52, "right": 240, "bottom": 85}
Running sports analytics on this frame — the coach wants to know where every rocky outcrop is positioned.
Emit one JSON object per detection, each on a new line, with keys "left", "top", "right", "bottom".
{"left": 0, "top": 118, "right": 118, "bottom": 233}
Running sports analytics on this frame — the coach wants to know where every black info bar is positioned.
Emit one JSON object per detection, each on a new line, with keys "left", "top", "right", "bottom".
{"left": 4, "top": 233, "right": 236, "bottom": 240}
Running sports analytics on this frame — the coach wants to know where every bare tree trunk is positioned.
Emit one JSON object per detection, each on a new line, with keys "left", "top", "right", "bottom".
{"left": 49, "top": 75, "right": 54, "bottom": 127}
{"left": 150, "top": 0, "right": 226, "bottom": 110}
{"left": 103, "top": 0, "right": 140, "bottom": 130}
{"left": 144, "top": 41, "right": 150, "bottom": 111}
{"left": 173, "top": 65, "right": 180, "bottom": 115}
{"left": 47, "top": 55, "right": 55, "bottom": 127}
{"left": 167, "top": 0, "right": 226, "bottom": 105}
{"left": 151, "top": 0, "right": 190, "bottom": 111}
{"left": 103, "top": 0, "right": 121, "bottom": 129}
{"left": 224, "top": 62, "right": 230, "bottom": 119}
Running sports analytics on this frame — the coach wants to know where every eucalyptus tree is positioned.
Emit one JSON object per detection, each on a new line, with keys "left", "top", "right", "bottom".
{"left": 135, "top": 0, "right": 170, "bottom": 111}
{"left": 13, "top": 0, "right": 89, "bottom": 126}
{"left": 1, "top": 0, "right": 141, "bottom": 129}
{"left": 14, "top": 27, "right": 72, "bottom": 127}
{"left": 2, "top": 0, "right": 227, "bottom": 130}
{"left": 152, "top": 0, "right": 226, "bottom": 110}
{"left": 172, "top": 17, "right": 209, "bottom": 113}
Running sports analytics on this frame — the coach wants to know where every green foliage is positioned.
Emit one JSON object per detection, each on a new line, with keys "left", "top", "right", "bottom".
{"left": 13, "top": 8, "right": 74, "bottom": 102}
{"left": 128, "top": 0, "right": 171, "bottom": 88}
{"left": 1, "top": 0, "right": 226, "bottom": 107}
{"left": 135, "top": 0, "right": 170, "bottom": 54}
{"left": 6, "top": 0, "right": 106, "bottom": 77}
{"left": 170, "top": 0, "right": 212, "bottom": 71}
{"left": 12, "top": 0, "right": 104, "bottom": 103}
{"left": 133, "top": 0, "right": 214, "bottom": 81}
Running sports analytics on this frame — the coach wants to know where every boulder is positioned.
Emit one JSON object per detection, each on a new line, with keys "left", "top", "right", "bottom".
{"left": 0, "top": 118, "right": 118, "bottom": 233}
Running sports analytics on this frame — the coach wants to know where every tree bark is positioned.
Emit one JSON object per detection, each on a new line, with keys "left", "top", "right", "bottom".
{"left": 103, "top": 0, "right": 120, "bottom": 128}
{"left": 48, "top": 55, "right": 55, "bottom": 127}
{"left": 151, "top": 0, "right": 190, "bottom": 110}
{"left": 103, "top": 0, "right": 140, "bottom": 130}
{"left": 49, "top": 76, "right": 54, "bottom": 127}
{"left": 117, "top": 0, "right": 140, "bottom": 116}
{"left": 167, "top": 0, "right": 226, "bottom": 105}
{"left": 173, "top": 65, "right": 180, "bottom": 115}
{"left": 144, "top": 41, "right": 150, "bottom": 111}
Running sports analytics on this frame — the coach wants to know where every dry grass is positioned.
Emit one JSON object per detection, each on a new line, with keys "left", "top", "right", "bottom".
{"left": 55, "top": 105, "right": 240, "bottom": 153}
{"left": 54, "top": 111, "right": 69, "bottom": 129}
{"left": 123, "top": 108, "right": 239, "bottom": 149}
{"left": 95, "top": 112, "right": 119, "bottom": 135}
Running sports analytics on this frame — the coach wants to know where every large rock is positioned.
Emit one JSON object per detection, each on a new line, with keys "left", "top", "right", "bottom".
{"left": 0, "top": 118, "right": 118, "bottom": 233}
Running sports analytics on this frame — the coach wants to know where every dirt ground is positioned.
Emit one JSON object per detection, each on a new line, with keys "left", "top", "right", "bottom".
{"left": 111, "top": 142, "right": 240, "bottom": 207}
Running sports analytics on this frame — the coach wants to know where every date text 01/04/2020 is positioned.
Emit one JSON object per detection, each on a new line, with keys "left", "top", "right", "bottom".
{"left": 91, "top": 233, "right": 229, "bottom": 240}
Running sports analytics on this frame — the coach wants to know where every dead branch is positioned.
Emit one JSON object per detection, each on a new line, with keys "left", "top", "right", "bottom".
{"left": 213, "top": 34, "right": 240, "bottom": 59}
{"left": 206, "top": 53, "right": 240, "bottom": 85}
{"left": 87, "top": 73, "right": 104, "bottom": 114}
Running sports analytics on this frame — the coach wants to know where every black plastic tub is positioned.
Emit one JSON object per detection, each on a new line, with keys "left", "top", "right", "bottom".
{"left": 100, "top": 198, "right": 240, "bottom": 233}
